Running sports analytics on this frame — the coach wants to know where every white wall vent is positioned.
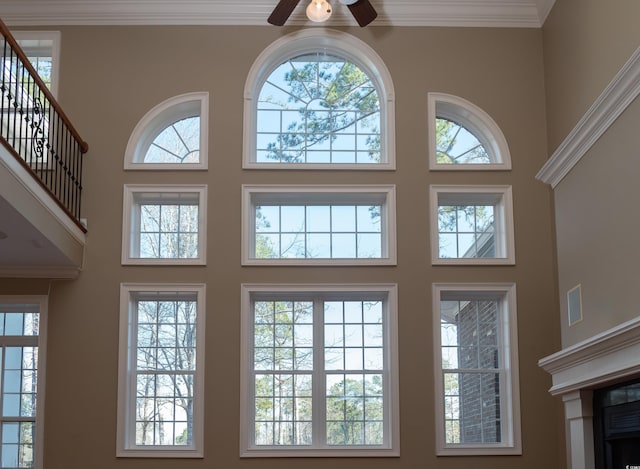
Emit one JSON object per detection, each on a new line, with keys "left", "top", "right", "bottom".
{"left": 567, "top": 284, "right": 583, "bottom": 326}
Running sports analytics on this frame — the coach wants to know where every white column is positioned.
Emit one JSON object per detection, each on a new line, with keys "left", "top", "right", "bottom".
{"left": 563, "top": 390, "right": 594, "bottom": 469}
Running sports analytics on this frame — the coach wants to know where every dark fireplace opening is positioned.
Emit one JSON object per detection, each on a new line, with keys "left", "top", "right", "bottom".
{"left": 594, "top": 379, "right": 640, "bottom": 469}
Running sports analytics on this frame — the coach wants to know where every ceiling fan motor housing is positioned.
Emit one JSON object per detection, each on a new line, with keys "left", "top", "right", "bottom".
{"left": 340, "top": 0, "right": 360, "bottom": 5}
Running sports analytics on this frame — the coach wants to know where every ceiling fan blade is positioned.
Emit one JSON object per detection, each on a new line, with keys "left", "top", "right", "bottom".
{"left": 268, "top": 0, "right": 302, "bottom": 26}
{"left": 347, "top": 0, "right": 377, "bottom": 27}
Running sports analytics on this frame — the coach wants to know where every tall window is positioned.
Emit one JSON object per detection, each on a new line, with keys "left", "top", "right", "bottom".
{"left": 124, "top": 92, "right": 209, "bottom": 170}
{"left": 240, "top": 284, "right": 399, "bottom": 457}
{"left": 433, "top": 284, "right": 521, "bottom": 455}
{"left": 117, "top": 284, "right": 205, "bottom": 457}
{"left": 244, "top": 29, "right": 395, "bottom": 170}
{"left": 0, "top": 297, "right": 46, "bottom": 469}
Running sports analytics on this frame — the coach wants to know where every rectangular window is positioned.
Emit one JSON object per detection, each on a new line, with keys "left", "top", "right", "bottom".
{"left": 240, "top": 284, "right": 399, "bottom": 457}
{"left": 430, "top": 185, "right": 515, "bottom": 265}
{"left": 12, "top": 32, "right": 60, "bottom": 96}
{"left": 122, "top": 185, "right": 207, "bottom": 265}
{"left": 117, "top": 284, "right": 205, "bottom": 457}
{"left": 242, "top": 185, "right": 396, "bottom": 266}
{"left": 433, "top": 284, "right": 521, "bottom": 455}
{"left": 3, "top": 32, "right": 59, "bottom": 167}
{"left": 0, "top": 297, "right": 46, "bottom": 469}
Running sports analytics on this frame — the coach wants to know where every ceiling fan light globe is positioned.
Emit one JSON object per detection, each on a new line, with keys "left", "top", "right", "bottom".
{"left": 306, "top": 0, "right": 332, "bottom": 22}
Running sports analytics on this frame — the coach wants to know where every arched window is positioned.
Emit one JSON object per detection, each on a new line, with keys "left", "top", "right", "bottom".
{"left": 428, "top": 93, "right": 511, "bottom": 170}
{"left": 244, "top": 29, "right": 395, "bottom": 169}
{"left": 124, "top": 92, "right": 208, "bottom": 170}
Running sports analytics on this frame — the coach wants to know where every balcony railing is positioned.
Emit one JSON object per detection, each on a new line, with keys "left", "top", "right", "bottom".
{"left": 0, "top": 18, "right": 88, "bottom": 231}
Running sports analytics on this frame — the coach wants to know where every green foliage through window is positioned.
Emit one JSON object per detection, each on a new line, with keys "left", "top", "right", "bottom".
{"left": 257, "top": 53, "right": 381, "bottom": 164}
{"left": 436, "top": 118, "right": 490, "bottom": 165}
{"left": 251, "top": 297, "right": 387, "bottom": 447}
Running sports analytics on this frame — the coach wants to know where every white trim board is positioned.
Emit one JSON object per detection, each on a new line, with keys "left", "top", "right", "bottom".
{"left": 538, "top": 316, "right": 640, "bottom": 469}
{"left": 538, "top": 315, "right": 640, "bottom": 396}
{"left": 537, "top": 46, "right": 640, "bottom": 188}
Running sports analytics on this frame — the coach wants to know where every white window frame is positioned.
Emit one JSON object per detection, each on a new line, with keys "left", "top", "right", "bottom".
{"left": 12, "top": 31, "right": 60, "bottom": 98}
{"left": 432, "top": 283, "right": 521, "bottom": 456}
{"left": 0, "top": 295, "right": 48, "bottom": 469}
{"left": 240, "top": 283, "right": 400, "bottom": 457}
{"left": 428, "top": 93, "right": 511, "bottom": 171}
{"left": 117, "top": 283, "right": 206, "bottom": 458}
{"left": 430, "top": 185, "right": 515, "bottom": 265}
{"left": 124, "top": 92, "right": 209, "bottom": 170}
{"left": 242, "top": 184, "right": 396, "bottom": 266}
{"left": 122, "top": 184, "right": 207, "bottom": 265}
{"left": 243, "top": 28, "right": 396, "bottom": 170}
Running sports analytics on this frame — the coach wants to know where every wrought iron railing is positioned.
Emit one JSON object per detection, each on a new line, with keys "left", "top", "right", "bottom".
{"left": 0, "top": 18, "right": 88, "bottom": 231}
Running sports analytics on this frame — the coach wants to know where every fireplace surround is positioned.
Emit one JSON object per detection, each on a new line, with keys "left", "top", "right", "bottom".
{"left": 539, "top": 316, "right": 640, "bottom": 469}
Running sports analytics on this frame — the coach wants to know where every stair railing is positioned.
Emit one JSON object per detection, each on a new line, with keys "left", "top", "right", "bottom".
{"left": 0, "top": 18, "right": 88, "bottom": 231}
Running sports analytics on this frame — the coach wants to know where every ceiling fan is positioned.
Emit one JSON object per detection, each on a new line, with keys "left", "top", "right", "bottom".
{"left": 268, "top": 0, "right": 378, "bottom": 27}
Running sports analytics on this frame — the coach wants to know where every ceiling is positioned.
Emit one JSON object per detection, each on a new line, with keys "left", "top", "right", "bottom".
{"left": 1, "top": 0, "right": 556, "bottom": 28}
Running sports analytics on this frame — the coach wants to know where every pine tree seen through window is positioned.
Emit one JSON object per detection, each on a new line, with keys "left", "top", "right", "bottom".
{"left": 436, "top": 118, "right": 490, "bottom": 165}
{"left": 257, "top": 53, "right": 381, "bottom": 165}
{"left": 241, "top": 285, "right": 399, "bottom": 456}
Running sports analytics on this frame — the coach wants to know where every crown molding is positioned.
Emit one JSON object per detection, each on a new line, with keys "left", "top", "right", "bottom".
{"left": 1, "top": 0, "right": 546, "bottom": 27}
{"left": 537, "top": 45, "right": 640, "bottom": 188}
{"left": 535, "top": 0, "right": 556, "bottom": 24}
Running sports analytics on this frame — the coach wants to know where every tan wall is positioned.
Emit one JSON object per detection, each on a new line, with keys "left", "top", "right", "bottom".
{"left": 543, "top": 1, "right": 640, "bottom": 347}
{"left": 0, "top": 278, "right": 51, "bottom": 295}
{"left": 21, "top": 25, "right": 561, "bottom": 468}
{"left": 554, "top": 97, "right": 640, "bottom": 346}
{"left": 543, "top": 0, "right": 640, "bottom": 152}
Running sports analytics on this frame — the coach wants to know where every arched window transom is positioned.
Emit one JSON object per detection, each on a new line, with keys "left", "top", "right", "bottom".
{"left": 436, "top": 117, "right": 490, "bottom": 165}
{"left": 257, "top": 53, "right": 381, "bottom": 165}
{"left": 144, "top": 116, "right": 200, "bottom": 164}
{"left": 429, "top": 93, "right": 511, "bottom": 171}
{"left": 124, "top": 92, "right": 209, "bottom": 170}
{"left": 244, "top": 29, "right": 395, "bottom": 170}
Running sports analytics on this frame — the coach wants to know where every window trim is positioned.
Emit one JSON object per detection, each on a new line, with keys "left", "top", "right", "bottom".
{"left": 243, "top": 28, "right": 396, "bottom": 170}
{"left": 0, "top": 295, "right": 48, "bottom": 469}
{"left": 432, "top": 283, "right": 522, "bottom": 456}
{"left": 242, "top": 184, "right": 397, "bottom": 266}
{"left": 117, "top": 283, "right": 206, "bottom": 458}
{"left": 428, "top": 93, "right": 511, "bottom": 171}
{"left": 124, "top": 92, "right": 209, "bottom": 170}
{"left": 430, "top": 185, "right": 515, "bottom": 265}
{"left": 240, "top": 283, "right": 400, "bottom": 457}
{"left": 121, "top": 184, "right": 207, "bottom": 265}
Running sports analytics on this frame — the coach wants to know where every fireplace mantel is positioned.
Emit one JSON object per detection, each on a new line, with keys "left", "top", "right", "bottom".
{"left": 539, "top": 316, "right": 640, "bottom": 469}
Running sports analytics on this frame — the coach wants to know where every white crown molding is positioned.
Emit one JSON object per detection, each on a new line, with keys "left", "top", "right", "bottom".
{"left": 1, "top": 0, "right": 545, "bottom": 27}
{"left": 536, "top": 45, "right": 640, "bottom": 188}
{"left": 538, "top": 315, "right": 640, "bottom": 396}
{"left": 535, "top": 0, "right": 556, "bottom": 24}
